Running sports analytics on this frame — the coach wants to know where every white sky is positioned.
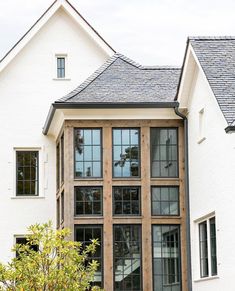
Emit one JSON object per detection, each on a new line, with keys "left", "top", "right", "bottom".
{"left": 0, "top": 0, "right": 235, "bottom": 66}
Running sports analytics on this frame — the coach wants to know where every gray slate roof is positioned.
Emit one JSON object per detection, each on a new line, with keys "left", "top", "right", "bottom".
{"left": 190, "top": 36, "right": 235, "bottom": 125}
{"left": 57, "top": 53, "right": 180, "bottom": 104}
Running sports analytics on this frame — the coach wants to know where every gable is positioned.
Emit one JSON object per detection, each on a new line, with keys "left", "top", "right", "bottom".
{"left": 0, "top": 0, "right": 115, "bottom": 74}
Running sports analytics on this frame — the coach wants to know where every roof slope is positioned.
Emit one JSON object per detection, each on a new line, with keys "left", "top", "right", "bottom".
{"left": 56, "top": 53, "right": 180, "bottom": 104}
{"left": 190, "top": 36, "right": 235, "bottom": 125}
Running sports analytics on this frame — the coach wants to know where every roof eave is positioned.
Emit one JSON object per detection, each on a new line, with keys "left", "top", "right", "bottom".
{"left": 43, "top": 101, "right": 179, "bottom": 135}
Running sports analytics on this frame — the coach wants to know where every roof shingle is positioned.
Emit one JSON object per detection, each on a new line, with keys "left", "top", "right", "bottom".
{"left": 190, "top": 37, "right": 235, "bottom": 125}
{"left": 56, "top": 53, "right": 180, "bottom": 104}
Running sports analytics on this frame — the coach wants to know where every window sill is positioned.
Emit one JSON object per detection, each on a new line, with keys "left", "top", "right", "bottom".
{"left": 194, "top": 275, "right": 219, "bottom": 283}
{"left": 197, "top": 137, "right": 206, "bottom": 144}
{"left": 11, "top": 196, "right": 45, "bottom": 199}
{"left": 53, "top": 78, "right": 71, "bottom": 81}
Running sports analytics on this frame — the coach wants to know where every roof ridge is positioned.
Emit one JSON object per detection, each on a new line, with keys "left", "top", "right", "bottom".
{"left": 189, "top": 36, "right": 235, "bottom": 41}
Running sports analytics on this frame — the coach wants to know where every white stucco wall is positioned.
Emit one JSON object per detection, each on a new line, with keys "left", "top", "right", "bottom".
{"left": 187, "top": 66, "right": 235, "bottom": 291}
{"left": 0, "top": 7, "right": 110, "bottom": 263}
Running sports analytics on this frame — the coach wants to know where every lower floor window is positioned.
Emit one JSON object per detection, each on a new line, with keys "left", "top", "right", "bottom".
{"left": 74, "top": 225, "right": 103, "bottom": 287}
{"left": 114, "top": 224, "right": 142, "bottom": 291}
{"left": 152, "top": 225, "right": 181, "bottom": 291}
{"left": 15, "top": 237, "right": 39, "bottom": 258}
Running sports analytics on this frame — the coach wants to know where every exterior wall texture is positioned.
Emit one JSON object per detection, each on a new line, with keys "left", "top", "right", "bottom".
{"left": 187, "top": 66, "right": 235, "bottom": 291}
{"left": 0, "top": 7, "right": 110, "bottom": 263}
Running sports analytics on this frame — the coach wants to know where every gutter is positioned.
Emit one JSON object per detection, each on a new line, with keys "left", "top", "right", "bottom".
{"left": 42, "top": 101, "right": 179, "bottom": 135}
{"left": 174, "top": 105, "right": 192, "bottom": 291}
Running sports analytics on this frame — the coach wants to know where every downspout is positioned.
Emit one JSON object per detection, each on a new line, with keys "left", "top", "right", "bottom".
{"left": 174, "top": 105, "right": 192, "bottom": 291}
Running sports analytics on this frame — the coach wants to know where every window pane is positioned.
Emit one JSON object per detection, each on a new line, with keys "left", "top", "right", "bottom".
{"left": 210, "top": 217, "right": 217, "bottom": 276}
{"left": 113, "top": 187, "right": 141, "bottom": 216}
{"left": 16, "top": 151, "right": 39, "bottom": 196}
{"left": 75, "top": 225, "right": 103, "bottom": 287}
{"left": 151, "top": 128, "right": 178, "bottom": 177}
{"left": 114, "top": 225, "right": 142, "bottom": 291}
{"left": 199, "top": 221, "right": 208, "bottom": 277}
{"left": 113, "top": 128, "right": 140, "bottom": 178}
{"left": 75, "top": 187, "right": 102, "bottom": 216}
{"left": 152, "top": 187, "right": 179, "bottom": 216}
{"left": 152, "top": 225, "right": 181, "bottom": 291}
{"left": 57, "top": 57, "right": 65, "bottom": 78}
{"left": 74, "top": 129, "right": 102, "bottom": 178}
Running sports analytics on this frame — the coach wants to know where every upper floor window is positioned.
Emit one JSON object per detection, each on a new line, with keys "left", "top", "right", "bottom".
{"left": 74, "top": 128, "right": 102, "bottom": 178}
{"left": 75, "top": 186, "right": 102, "bottom": 216}
{"left": 151, "top": 186, "right": 179, "bottom": 216}
{"left": 151, "top": 128, "right": 178, "bottom": 177}
{"left": 57, "top": 57, "right": 65, "bottom": 78}
{"left": 113, "top": 186, "right": 141, "bottom": 216}
{"left": 113, "top": 128, "right": 140, "bottom": 177}
{"left": 199, "top": 216, "right": 217, "bottom": 278}
{"left": 16, "top": 151, "right": 38, "bottom": 196}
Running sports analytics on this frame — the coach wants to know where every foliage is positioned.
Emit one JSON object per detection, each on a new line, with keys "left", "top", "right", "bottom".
{"left": 0, "top": 222, "right": 101, "bottom": 291}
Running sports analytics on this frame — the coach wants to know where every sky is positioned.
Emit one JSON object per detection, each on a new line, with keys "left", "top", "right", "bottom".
{"left": 0, "top": 0, "right": 235, "bottom": 66}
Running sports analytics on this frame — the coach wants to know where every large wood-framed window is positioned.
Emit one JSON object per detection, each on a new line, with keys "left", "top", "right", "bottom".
{"left": 75, "top": 225, "right": 103, "bottom": 287}
{"left": 113, "top": 186, "right": 141, "bottom": 216}
{"left": 114, "top": 224, "right": 142, "bottom": 291}
{"left": 113, "top": 128, "right": 140, "bottom": 178}
{"left": 74, "top": 128, "right": 102, "bottom": 178}
{"left": 74, "top": 187, "right": 103, "bottom": 216}
{"left": 151, "top": 128, "right": 178, "bottom": 177}
{"left": 151, "top": 186, "right": 179, "bottom": 216}
{"left": 152, "top": 225, "right": 181, "bottom": 291}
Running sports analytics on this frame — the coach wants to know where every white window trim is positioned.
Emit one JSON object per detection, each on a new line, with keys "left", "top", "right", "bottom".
{"left": 197, "top": 107, "right": 206, "bottom": 144}
{"left": 12, "top": 147, "right": 44, "bottom": 199}
{"left": 194, "top": 212, "right": 218, "bottom": 281}
{"left": 53, "top": 53, "right": 70, "bottom": 80}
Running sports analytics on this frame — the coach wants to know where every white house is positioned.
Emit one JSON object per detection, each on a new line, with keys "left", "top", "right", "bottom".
{"left": 1, "top": 1, "right": 234, "bottom": 291}
{"left": 177, "top": 36, "right": 235, "bottom": 291}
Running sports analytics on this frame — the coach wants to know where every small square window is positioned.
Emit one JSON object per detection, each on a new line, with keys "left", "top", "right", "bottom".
{"left": 16, "top": 151, "right": 39, "bottom": 196}
{"left": 15, "top": 237, "right": 39, "bottom": 258}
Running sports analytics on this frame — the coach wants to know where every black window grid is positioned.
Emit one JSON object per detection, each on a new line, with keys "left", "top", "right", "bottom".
{"left": 74, "top": 225, "right": 103, "bottom": 288}
{"left": 74, "top": 186, "right": 103, "bottom": 216}
{"left": 113, "top": 224, "right": 142, "bottom": 291}
{"left": 113, "top": 186, "right": 141, "bottom": 216}
{"left": 112, "top": 128, "right": 140, "bottom": 178}
{"left": 151, "top": 186, "right": 180, "bottom": 216}
{"left": 74, "top": 128, "right": 102, "bottom": 178}
{"left": 152, "top": 225, "right": 181, "bottom": 291}
{"left": 16, "top": 151, "right": 39, "bottom": 196}
{"left": 151, "top": 128, "right": 179, "bottom": 178}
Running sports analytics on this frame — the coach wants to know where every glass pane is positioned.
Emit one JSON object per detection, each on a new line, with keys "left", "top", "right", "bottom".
{"left": 130, "top": 129, "right": 139, "bottom": 144}
{"left": 122, "top": 129, "right": 130, "bottom": 144}
{"left": 84, "top": 146, "right": 92, "bottom": 160}
{"left": 83, "top": 130, "right": 92, "bottom": 145}
{"left": 113, "top": 130, "right": 121, "bottom": 145}
{"left": 93, "top": 162, "right": 101, "bottom": 177}
{"left": 92, "top": 130, "right": 100, "bottom": 145}
{"left": 93, "top": 146, "right": 101, "bottom": 161}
